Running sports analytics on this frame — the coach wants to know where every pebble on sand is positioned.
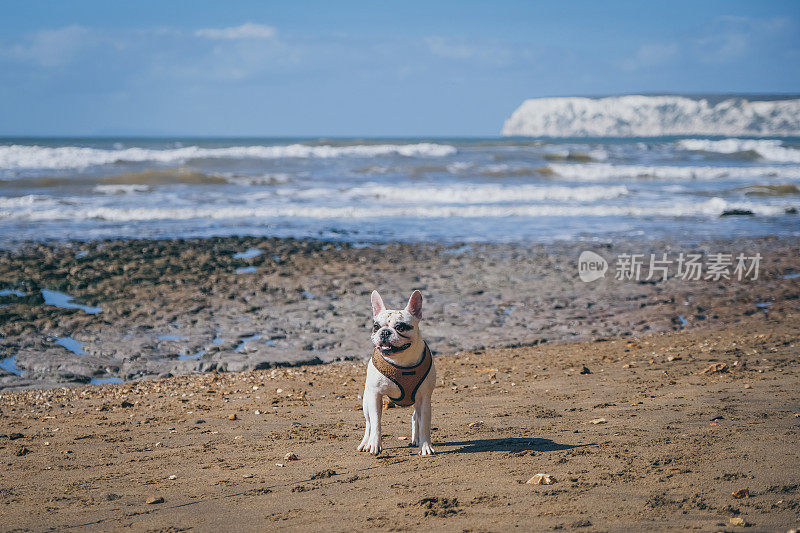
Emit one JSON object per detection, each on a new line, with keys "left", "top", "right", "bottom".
{"left": 284, "top": 452, "right": 298, "bottom": 461}
{"left": 590, "top": 418, "right": 607, "bottom": 424}
{"left": 526, "top": 473, "right": 555, "bottom": 485}
{"left": 146, "top": 496, "right": 164, "bottom": 505}
{"left": 228, "top": 414, "right": 238, "bottom": 420}
{"left": 701, "top": 362, "right": 728, "bottom": 374}
{"left": 732, "top": 488, "right": 750, "bottom": 499}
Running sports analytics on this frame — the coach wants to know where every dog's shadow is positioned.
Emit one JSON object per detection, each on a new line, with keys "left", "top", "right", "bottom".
{"left": 435, "top": 437, "right": 590, "bottom": 454}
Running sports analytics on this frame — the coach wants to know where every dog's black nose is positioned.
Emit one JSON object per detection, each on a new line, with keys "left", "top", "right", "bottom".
{"left": 379, "top": 329, "right": 392, "bottom": 340}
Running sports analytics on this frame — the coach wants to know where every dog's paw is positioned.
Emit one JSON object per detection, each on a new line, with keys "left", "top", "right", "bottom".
{"left": 362, "top": 436, "right": 381, "bottom": 455}
{"left": 357, "top": 432, "right": 371, "bottom": 452}
{"left": 418, "top": 442, "right": 435, "bottom": 456}
{"left": 410, "top": 439, "right": 418, "bottom": 447}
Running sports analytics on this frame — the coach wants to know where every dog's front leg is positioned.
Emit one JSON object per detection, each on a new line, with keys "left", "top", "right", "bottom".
{"left": 360, "top": 391, "right": 383, "bottom": 455}
{"left": 411, "top": 409, "right": 419, "bottom": 447}
{"left": 416, "top": 393, "right": 435, "bottom": 455}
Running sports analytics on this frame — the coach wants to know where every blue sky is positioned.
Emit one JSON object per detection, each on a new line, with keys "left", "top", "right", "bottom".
{"left": 1, "top": 0, "right": 798, "bottom": 136}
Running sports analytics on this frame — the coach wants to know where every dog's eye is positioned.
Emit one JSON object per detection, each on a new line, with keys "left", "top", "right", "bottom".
{"left": 372, "top": 323, "right": 380, "bottom": 332}
{"left": 396, "top": 323, "right": 411, "bottom": 332}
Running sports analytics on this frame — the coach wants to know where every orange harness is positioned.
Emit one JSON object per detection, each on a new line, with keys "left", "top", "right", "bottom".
{"left": 371, "top": 342, "right": 433, "bottom": 407}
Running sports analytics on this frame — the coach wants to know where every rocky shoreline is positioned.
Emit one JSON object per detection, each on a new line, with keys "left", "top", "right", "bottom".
{"left": 1, "top": 235, "right": 798, "bottom": 390}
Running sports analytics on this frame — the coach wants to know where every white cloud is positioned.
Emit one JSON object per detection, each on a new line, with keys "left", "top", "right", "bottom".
{"left": 695, "top": 16, "right": 793, "bottom": 63}
{"left": 425, "top": 37, "right": 476, "bottom": 60}
{"left": 621, "top": 42, "right": 679, "bottom": 70}
{"left": 195, "top": 22, "right": 276, "bottom": 40}
{"left": 5, "top": 25, "right": 92, "bottom": 67}
{"left": 618, "top": 16, "right": 796, "bottom": 71}
{"left": 423, "top": 36, "right": 518, "bottom": 67}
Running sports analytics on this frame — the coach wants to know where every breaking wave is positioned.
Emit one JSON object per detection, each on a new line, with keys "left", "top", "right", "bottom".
{"left": 0, "top": 143, "right": 458, "bottom": 170}
{"left": 1, "top": 197, "right": 790, "bottom": 222}
{"left": 93, "top": 184, "right": 152, "bottom": 194}
{"left": 1, "top": 131, "right": 798, "bottom": 245}
{"left": 677, "top": 138, "right": 800, "bottom": 163}
{"left": 278, "top": 184, "right": 629, "bottom": 204}
{"left": 546, "top": 163, "right": 800, "bottom": 182}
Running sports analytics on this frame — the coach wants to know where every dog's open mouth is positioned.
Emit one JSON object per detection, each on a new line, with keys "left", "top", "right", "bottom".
{"left": 378, "top": 342, "right": 411, "bottom": 354}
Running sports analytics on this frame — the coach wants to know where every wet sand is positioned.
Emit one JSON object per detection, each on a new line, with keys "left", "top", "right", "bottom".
{"left": 1, "top": 235, "right": 799, "bottom": 389}
{"left": 1, "top": 313, "right": 798, "bottom": 531}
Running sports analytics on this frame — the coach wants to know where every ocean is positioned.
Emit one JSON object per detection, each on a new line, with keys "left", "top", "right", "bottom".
{"left": 1, "top": 136, "right": 799, "bottom": 246}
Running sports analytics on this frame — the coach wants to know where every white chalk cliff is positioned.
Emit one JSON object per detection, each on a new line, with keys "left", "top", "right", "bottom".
{"left": 501, "top": 95, "right": 800, "bottom": 137}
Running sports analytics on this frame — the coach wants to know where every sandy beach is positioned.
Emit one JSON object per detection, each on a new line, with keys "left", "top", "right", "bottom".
{"left": 0, "top": 235, "right": 799, "bottom": 531}
{"left": 1, "top": 309, "right": 798, "bottom": 531}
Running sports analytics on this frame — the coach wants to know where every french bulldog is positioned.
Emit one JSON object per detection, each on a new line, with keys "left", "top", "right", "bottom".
{"left": 358, "top": 290, "right": 436, "bottom": 456}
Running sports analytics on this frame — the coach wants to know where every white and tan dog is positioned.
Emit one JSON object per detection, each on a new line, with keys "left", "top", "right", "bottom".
{"left": 358, "top": 290, "right": 436, "bottom": 456}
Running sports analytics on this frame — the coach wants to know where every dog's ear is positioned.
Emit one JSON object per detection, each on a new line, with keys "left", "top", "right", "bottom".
{"left": 371, "top": 290, "right": 385, "bottom": 318}
{"left": 405, "top": 290, "right": 423, "bottom": 320}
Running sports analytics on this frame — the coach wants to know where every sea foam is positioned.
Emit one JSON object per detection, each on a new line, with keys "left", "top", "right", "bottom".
{"left": 279, "top": 183, "right": 629, "bottom": 204}
{"left": 4, "top": 198, "right": 790, "bottom": 222}
{"left": 677, "top": 138, "right": 800, "bottom": 163}
{"left": 0, "top": 143, "right": 457, "bottom": 171}
{"left": 546, "top": 163, "right": 800, "bottom": 182}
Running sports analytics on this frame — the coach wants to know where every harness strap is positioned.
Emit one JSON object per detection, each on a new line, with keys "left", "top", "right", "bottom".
{"left": 371, "top": 342, "right": 433, "bottom": 407}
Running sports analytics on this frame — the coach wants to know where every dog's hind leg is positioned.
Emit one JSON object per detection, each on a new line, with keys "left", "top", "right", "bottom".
{"left": 357, "top": 392, "right": 372, "bottom": 452}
